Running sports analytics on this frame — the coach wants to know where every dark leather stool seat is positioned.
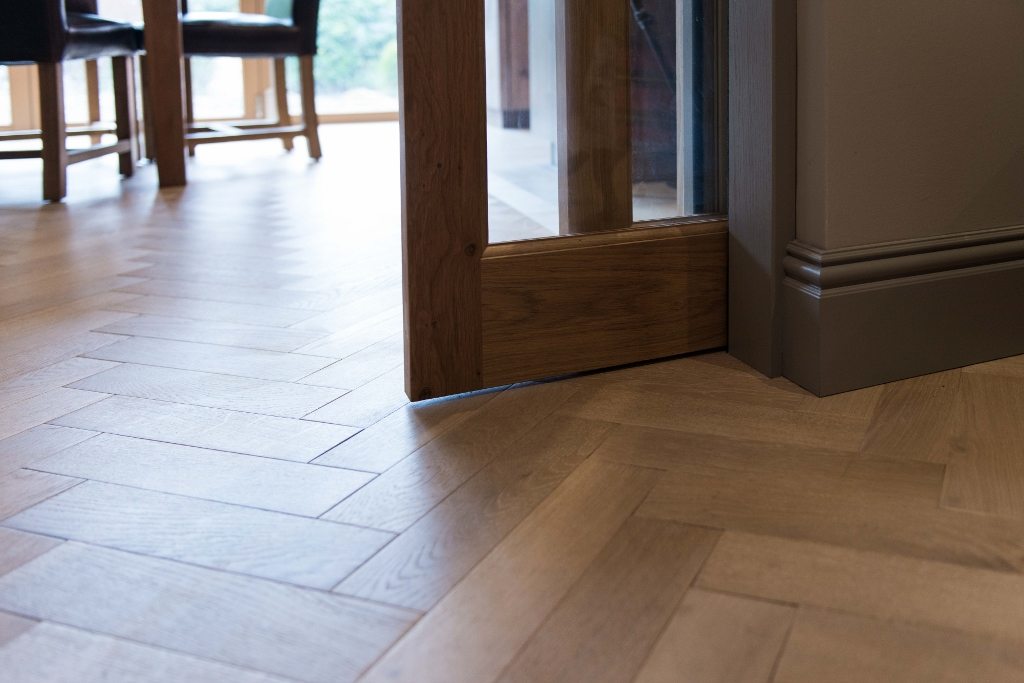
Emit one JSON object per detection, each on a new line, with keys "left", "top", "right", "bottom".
{"left": 65, "top": 13, "right": 144, "bottom": 60}
{"left": 182, "top": 12, "right": 302, "bottom": 57}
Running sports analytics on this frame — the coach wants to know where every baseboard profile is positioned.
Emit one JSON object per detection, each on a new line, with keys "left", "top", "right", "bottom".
{"left": 782, "top": 225, "right": 1024, "bottom": 395}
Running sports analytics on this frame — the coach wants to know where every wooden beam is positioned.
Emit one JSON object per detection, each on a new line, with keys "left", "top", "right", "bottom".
{"left": 399, "top": 0, "right": 487, "bottom": 400}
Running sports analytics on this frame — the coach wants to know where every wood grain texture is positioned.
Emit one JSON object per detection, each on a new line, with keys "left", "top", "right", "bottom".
{"left": 560, "top": 379, "right": 868, "bottom": 451}
{"left": 70, "top": 363, "right": 344, "bottom": 419}
{"left": 0, "top": 527, "right": 62, "bottom": 578}
{"left": 299, "top": 334, "right": 402, "bottom": 390}
{"left": 0, "top": 424, "right": 97, "bottom": 478}
{"left": 95, "top": 315, "right": 329, "bottom": 354}
{"left": 304, "top": 366, "right": 407, "bottom": 427}
{"left": 481, "top": 224, "right": 728, "bottom": 386}
{"left": 312, "top": 389, "right": 501, "bottom": 472}
{"left": 0, "top": 358, "right": 118, "bottom": 412}
{"left": 359, "top": 460, "right": 658, "bottom": 683}
{"left": 107, "top": 294, "right": 316, "bottom": 327}
{"left": 698, "top": 532, "right": 1024, "bottom": 644}
{"left": 497, "top": 520, "right": 719, "bottom": 683}
{"left": 942, "top": 373, "right": 1024, "bottom": 518}
{"left": 400, "top": 0, "right": 487, "bottom": 399}
{"left": 117, "top": 279, "right": 343, "bottom": 311}
{"left": 320, "top": 380, "right": 579, "bottom": 532}
{"left": 52, "top": 396, "right": 358, "bottom": 462}
{"left": 774, "top": 607, "right": 1024, "bottom": 683}
{"left": 860, "top": 370, "right": 961, "bottom": 461}
{"left": 0, "top": 389, "right": 108, "bottom": 442}
{"left": 0, "top": 470, "right": 82, "bottom": 522}
{"left": 0, "top": 623, "right": 289, "bottom": 683}
{"left": 5, "top": 481, "right": 392, "bottom": 589}
{"left": 0, "top": 543, "right": 418, "bottom": 683}
{"left": 32, "top": 433, "right": 372, "bottom": 517}
{"left": 336, "top": 415, "right": 613, "bottom": 610}
{"left": 634, "top": 589, "right": 795, "bottom": 683}
{"left": 85, "top": 336, "right": 336, "bottom": 382}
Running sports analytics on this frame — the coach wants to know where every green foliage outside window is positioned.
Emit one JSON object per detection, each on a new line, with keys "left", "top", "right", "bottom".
{"left": 315, "top": 0, "right": 398, "bottom": 97}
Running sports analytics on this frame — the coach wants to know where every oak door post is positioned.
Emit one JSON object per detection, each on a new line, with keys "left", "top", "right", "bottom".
{"left": 399, "top": 0, "right": 488, "bottom": 400}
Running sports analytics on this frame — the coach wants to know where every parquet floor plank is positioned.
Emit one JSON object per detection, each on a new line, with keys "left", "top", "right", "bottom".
{"left": 52, "top": 396, "right": 358, "bottom": 462}
{"left": 31, "top": 433, "right": 373, "bottom": 516}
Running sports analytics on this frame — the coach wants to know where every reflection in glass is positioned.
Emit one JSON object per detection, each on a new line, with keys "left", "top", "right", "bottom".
{"left": 487, "top": 0, "right": 726, "bottom": 244}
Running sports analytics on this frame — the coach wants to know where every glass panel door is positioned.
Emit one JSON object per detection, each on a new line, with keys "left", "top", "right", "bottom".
{"left": 401, "top": 0, "right": 728, "bottom": 400}
{"left": 486, "top": 0, "right": 726, "bottom": 243}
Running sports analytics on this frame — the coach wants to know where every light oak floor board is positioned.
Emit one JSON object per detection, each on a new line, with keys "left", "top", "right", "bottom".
{"left": 941, "top": 373, "right": 1024, "bottom": 519}
{"left": 107, "top": 294, "right": 317, "bottom": 328}
{"left": 698, "top": 532, "right": 1024, "bottom": 645}
{"left": 0, "top": 611, "right": 37, "bottom": 648}
{"left": 0, "top": 527, "right": 62, "bottom": 578}
{"left": 305, "top": 366, "right": 408, "bottom": 427}
{"left": 558, "top": 381, "right": 869, "bottom": 451}
{"left": 312, "top": 389, "right": 503, "bottom": 473}
{"left": 0, "top": 333, "right": 122, "bottom": 385}
{"left": 774, "top": 607, "right": 1024, "bottom": 683}
{"left": 633, "top": 589, "right": 795, "bottom": 683}
{"left": 116, "top": 278, "right": 344, "bottom": 311}
{"left": 0, "top": 623, "right": 289, "bottom": 683}
{"left": 859, "top": 370, "right": 962, "bottom": 462}
{"left": 497, "top": 519, "right": 719, "bottom": 683}
{"left": 0, "top": 389, "right": 109, "bottom": 442}
{"left": 0, "top": 543, "right": 418, "bottom": 683}
{"left": 70, "top": 363, "right": 345, "bottom": 419}
{"left": 359, "top": 460, "right": 659, "bottom": 683}
{"left": 0, "top": 424, "right": 98, "bottom": 478}
{"left": 299, "top": 333, "right": 403, "bottom": 390}
{"left": 336, "top": 415, "right": 615, "bottom": 610}
{"left": 52, "top": 395, "right": 359, "bottom": 462}
{"left": 0, "top": 358, "right": 118, "bottom": 412}
{"left": 31, "top": 433, "right": 373, "bottom": 516}
{"left": 5, "top": 481, "right": 393, "bottom": 589}
{"left": 95, "top": 315, "right": 331, "bottom": 354}
{"left": 321, "top": 381, "right": 581, "bottom": 532}
{"left": 84, "top": 336, "right": 336, "bottom": 382}
{"left": 0, "top": 470, "right": 82, "bottom": 522}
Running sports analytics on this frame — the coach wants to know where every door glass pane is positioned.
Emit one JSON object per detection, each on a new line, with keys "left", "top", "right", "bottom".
{"left": 487, "top": 0, "right": 725, "bottom": 244}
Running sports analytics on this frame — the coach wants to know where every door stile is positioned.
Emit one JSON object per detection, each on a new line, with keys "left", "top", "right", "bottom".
{"left": 400, "top": 0, "right": 488, "bottom": 400}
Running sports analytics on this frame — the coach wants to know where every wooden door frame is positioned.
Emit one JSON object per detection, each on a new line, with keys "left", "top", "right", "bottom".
{"left": 726, "top": 0, "right": 796, "bottom": 378}
{"left": 400, "top": 0, "right": 748, "bottom": 400}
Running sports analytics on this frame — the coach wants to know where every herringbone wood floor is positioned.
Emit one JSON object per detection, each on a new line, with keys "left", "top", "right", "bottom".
{"left": 2, "top": 123, "right": 1024, "bottom": 682}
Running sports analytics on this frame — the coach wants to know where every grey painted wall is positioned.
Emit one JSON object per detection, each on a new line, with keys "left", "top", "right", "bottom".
{"left": 796, "top": 0, "right": 1024, "bottom": 250}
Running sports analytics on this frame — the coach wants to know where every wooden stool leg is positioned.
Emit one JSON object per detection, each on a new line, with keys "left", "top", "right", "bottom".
{"left": 140, "top": 54, "right": 156, "bottom": 162}
{"left": 299, "top": 55, "right": 321, "bottom": 160}
{"left": 112, "top": 56, "right": 139, "bottom": 178}
{"left": 38, "top": 62, "right": 68, "bottom": 202}
{"left": 85, "top": 59, "right": 103, "bottom": 145}
{"left": 185, "top": 58, "right": 197, "bottom": 157}
{"left": 274, "top": 58, "right": 294, "bottom": 152}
